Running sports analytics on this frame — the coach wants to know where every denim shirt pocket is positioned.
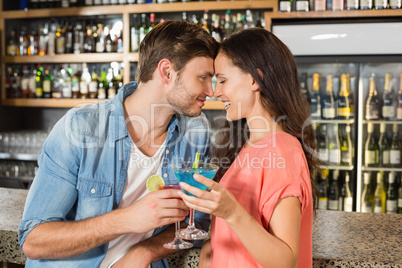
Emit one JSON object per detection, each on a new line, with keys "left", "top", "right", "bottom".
{"left": 76, "top": 178, "right": 113, "bottom": 197}
{"left": 75, "top": 178, "right": 113, "bottom": 219}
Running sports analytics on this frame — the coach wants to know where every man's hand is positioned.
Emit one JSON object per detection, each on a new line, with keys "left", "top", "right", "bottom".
{"left": 121, "top": 189, "right": 189, "bottom": 234}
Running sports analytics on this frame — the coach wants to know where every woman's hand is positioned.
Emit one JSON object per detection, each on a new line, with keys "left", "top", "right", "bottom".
{"left": 178, "top": 174, "right": 241, "bottom": 223}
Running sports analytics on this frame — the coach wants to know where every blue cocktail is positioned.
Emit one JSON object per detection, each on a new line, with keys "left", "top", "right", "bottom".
{"left": 170, "top": 161, "right": 218, "bottom": 240}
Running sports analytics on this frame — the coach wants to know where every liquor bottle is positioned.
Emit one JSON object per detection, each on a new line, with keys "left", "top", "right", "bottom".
{"left": 107, "top": 67, "right": 116, "bottom": 99}
{"left": 74, "top": 23, "right": 84, "bottom": 54}
{"left": 88, "top": 65, "right": 98, "bottom": 99}
{"left": 397, "top": 74, "right": 402, "bottom": 120}
{"left": 30, "top": 0, "right": 40, "bottom": 8}
{"left": 71, "top": 64, "right": 80, "bottom": 99}
{"left": 98, "top": 67, "right": 107, "bottom": 100}
{"left": 38, "top": 24, "right": 47, "bottom": 56}
{"left": 116, "top": 30, "right": 123, "bottom": 53}
{"left": 42, "top": 66, "right": 53, "bottom": 98}
{"left": 28, "top": 30, "right": 39, "bottom": 55}
{"left": 365, "top": 123, "right": 378, "bottom": 167}
{"left": 104, "top": 25, "right": 114, "bottom": 53}
{"left": 131, "top": 14, "right": 140, "bottom": 53}
{"left": 296, "top": 0, "right": 310, "bottom": 11}
{"left": 139, "top": 14, "right": 148, "bottom": 44}
{"left": 21, "top": 65, "right": 30, "bottom": 98}
{"left": 62, "top": 67, "right": 72, "bottom": 99}
{"left": 29, "top": 67, "right": 37, "bottom": 98}
{"left": 361, "top": 173, "right": 373, "bottom": 213}
{"left": 48, "top": 22, "right": 57, "bottom": 55}
{"left": 386, "top": 172, "right": 398, "bottom": 214}
{"left": 322, "top": 74, "right": 336, "bottom": 119}
{"left": 65, "top": 23, "right": 74, "bottom": 54}
{"left": 346, "top": 0, "right": 359, "bottom": 9}
{"left": 61, "top": 0, "right": 70, "bottom": 7}
{"left": 347, "top": 73, "right": 355, "bottom": 118}
{"left": 56, "top": 24, "right": 66, "bottom": 54}
{"left": 318, "top": 170, "right": 329, "bottom": 210}
{"left": 328, "top": 170, "right": 339, "bottom": 211}
{"left": 390, "top": 124, "right": 401, "bottom": 167}
{"left": 374, "top": 0, "right": 387, "bottom": 8}
{"left": 70, "top": 0, "right": 78, "bottom": 6}
{"left": 332, "top": 0, "right": 344, "bottom": 10}
{"left": 94, "top": 0, "right": 102, "bottom": 4}
{"left": 382, "top": 73, "right": 396, "bottom": 121}
{"left": 365, "top": 73, "right": 380, "bottom": 120}
{"left": 390, "top": 0, "right": 402, "bottom": 8}
{"left": 343, "top": 172, "right": 353, "bottom": 212}
{"left": 35, "top": 66, "right": 44, "bottom": 98}
{"left": 378, "top": 123, "right": 391, "bottom": 167}
{"left": 7, "top": 30, "right": 18, "bottom": 56}
{"left": 211, "top": 14, "right": 223, "bottom": 42}
{"left": 314, "top": 0, "right": 326, "bottom": 10}
{"left": 300, "top": 72, "right": 311, "bottom": 105}
{"left": 328, "top": 124, "right": 341, "bottom": 166}
{"left": 341, "top": 124, "right": 353, "bottom": 166}
{"left": 310, "top": 73, "right": 321, "bottom": 120}
{"left": 96, "top": 24, "right": 105, "bottom": 53}
{"left": 52, "top": 68, "right": 64, "bottom": 99}
{"left": 373, "top": 172, "right": 386, "bottom": 213}
{"left": 360, "top": 0, "right": 373, "bottom": 9}
{"left": 17, "top": 28, "right": 28, "bottom": 56}
{"left": 398, "top": 183, "right": 402, "bottom": 214}
{"left": 84, "top": 25, "right": 95, "bottom": 53}
{"left": 279, "top": 0, "right": 292, "bottom": 12}
{"left": 80, "top": 63, "right": 91, "bottom": 99}
{"left": 337, "top": 73, "right": 351, "bottom": 119}
{"left": 317, "top": 124, "right": 329, "bottom": 163}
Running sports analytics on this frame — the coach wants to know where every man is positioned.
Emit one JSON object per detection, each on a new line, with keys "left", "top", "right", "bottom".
{"left": 18, "top": 21, "right": 219, "bottom": 267}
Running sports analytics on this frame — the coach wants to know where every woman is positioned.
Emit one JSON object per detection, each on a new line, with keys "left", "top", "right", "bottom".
{"left": 177, "top": 28, "right": 319, "bottom": 268}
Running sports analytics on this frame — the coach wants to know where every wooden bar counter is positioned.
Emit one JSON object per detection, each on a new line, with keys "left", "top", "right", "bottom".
{"left": 1, "top": 187, "right": 401, "bottom": 267}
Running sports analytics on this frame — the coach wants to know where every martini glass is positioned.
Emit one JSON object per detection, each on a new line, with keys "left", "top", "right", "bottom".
{"left": 158, "top": 184, "right": 193, "bottom": 250}
{"left": 170, "top": 161, "right": 219, "bottom": 240}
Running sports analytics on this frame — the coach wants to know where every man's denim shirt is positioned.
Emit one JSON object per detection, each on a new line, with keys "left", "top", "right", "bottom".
{"left": 18, "top": 81, "right": 211, "bottom": 268}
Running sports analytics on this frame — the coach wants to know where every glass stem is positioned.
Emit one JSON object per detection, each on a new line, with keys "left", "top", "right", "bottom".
{"left": 175, "top": 221, "right": 180, "bottom": 236}
{"left": 189, "top": 208, "right": 195, "bottom": 228}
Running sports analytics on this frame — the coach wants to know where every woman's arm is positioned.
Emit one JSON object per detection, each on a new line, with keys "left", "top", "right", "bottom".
{"left": 178, "top": 175, "right": 301, "bottom": 268}
{"left": 198, "top": 239, "right": 211, "bottom": 268}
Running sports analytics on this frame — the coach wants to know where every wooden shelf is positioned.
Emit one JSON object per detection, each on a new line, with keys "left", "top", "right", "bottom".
{"left": 2, "top": 98, "right": 225, "bottom": 109}
{"left": 0, "top": 1, "right": 276, "bottom": 19}
{"left": 1, "top": 98, "right": 101, "bottom": 108}
{"left": 3, "top": 53, "right": 126, "bottom": 64}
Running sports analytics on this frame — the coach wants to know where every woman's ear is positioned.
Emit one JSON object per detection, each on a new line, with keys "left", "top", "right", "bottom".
{"left": 158, "top": 58, "right": 173, "bottom": 84}
{"left": 251, "top": 68, "right": 264, "bottom": 92}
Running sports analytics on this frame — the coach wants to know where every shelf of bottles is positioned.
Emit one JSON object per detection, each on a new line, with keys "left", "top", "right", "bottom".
{"left": 358, "top": 63, "right": 402, "bottom": 214}
{"left": 277, "top": 0, "right": 402, "bottom": 12}
{"left": 296, "top": 63, "right": 357, "bottom": 212}
{"left": 2, "top": 4, "right": 269, "bottom": 108}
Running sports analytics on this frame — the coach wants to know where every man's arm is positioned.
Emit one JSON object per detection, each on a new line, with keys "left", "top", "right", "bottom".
{"left": 23, "top": 189, "right": 189, "bottom": 260}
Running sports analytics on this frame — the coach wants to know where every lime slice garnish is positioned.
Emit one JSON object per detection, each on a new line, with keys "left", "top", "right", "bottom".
{"left": 146, "top": 175, "right": 165, "bottom": 192}
{"left": 192, "top": 151, "right": 200, "bottom": 169}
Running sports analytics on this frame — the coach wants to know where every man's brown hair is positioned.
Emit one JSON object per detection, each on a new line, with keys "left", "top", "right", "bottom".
{"left": 135, "top": 21, "right": 219, "bottom": 83}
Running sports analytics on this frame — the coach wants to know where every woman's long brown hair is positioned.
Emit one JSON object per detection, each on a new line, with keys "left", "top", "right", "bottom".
{"left": 213, "top": 28, "right": 320, "bottom": 209}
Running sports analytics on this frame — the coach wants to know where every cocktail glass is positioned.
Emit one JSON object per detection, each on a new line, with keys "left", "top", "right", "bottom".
{"left": 158, "top": 184, "right": 193, "bottom": 250}
{"left": 170, "top": 161, "right": 218, "bottom": 240}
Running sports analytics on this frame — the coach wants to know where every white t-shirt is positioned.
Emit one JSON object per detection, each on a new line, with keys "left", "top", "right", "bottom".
{"left": 100, "top": 139, "right": 167, "bottom": 268}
